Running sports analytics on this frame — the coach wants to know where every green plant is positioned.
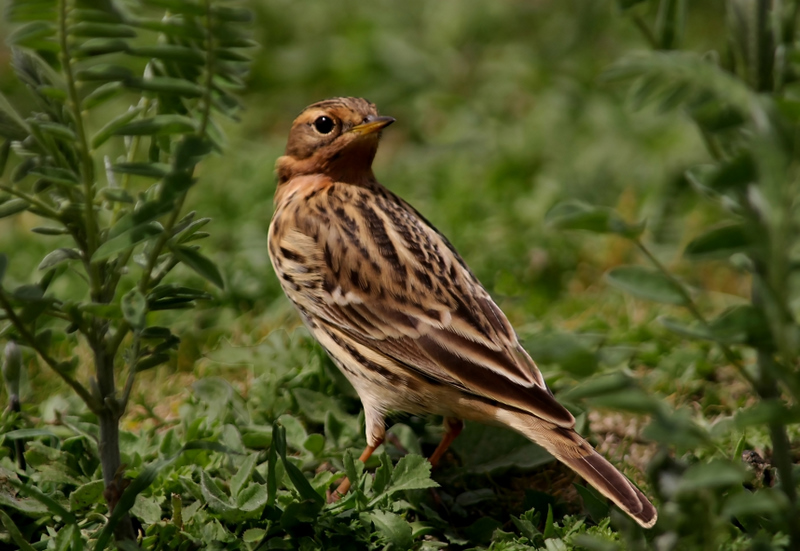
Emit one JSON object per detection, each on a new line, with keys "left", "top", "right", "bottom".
{"left": 548, "top": 0, "right": 800, "bottom": 548}
{"left": 0, "top": 0, "right": 251, "bottom": 543}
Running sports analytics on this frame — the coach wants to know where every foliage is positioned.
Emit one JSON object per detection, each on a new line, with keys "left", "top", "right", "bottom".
{"left": 0, "top": 0, "right": 252, "bottom": 543}
{"left": 2, "top": 0, "right": 799, "bottom": 550}
{"left": 548, "top": 0, "right": 800, "bottom": 548}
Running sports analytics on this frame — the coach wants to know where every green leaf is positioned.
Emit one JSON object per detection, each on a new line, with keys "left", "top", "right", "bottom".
{"left": 12, "top": 284, "right": 44, "bottom": 301}
{"left": 38, "top": 248, "right": 80, "bottom": 270}
{"left": 5, "top": 476, "right": 77, "bottom": 524}
{"left": 661, "top": 305, "right": 771, "bottom": 346}
{"left": 75, "top": 64, "right": 134, "bottom": 82}
{"left": 92, "top": 200, "right": 172, "bottom": 260}
{"left": 31, "top": 226, "right": 68, "bottom": 235}
{"left": 524, "top": 332, "right": 598, "bottom": 377}
{"left": 73, "top": 38, "right": 129, "bottom": 57}
{"left": 231, "top": 454, "right": 257, "bottom": 500}
{"left": 343, "top": 448, "right": 361, "bottom": 494}
{"left": 122, "top": 288, "right": 147, "bottom": 330}
{"left": 677, "top": 460, "right": 750, "bottom": 493}
{"left": 242, "top": 528, "right": 265, "bottom": 543}
{"left": 99, "top": 187, "right": 135, "bottom": 203}
{"left": 546, "top": 200, "right": 644, "bottom": 238}
{"left": 303, "top": 433, "right": 324, "bottom": 455}
{"left": 0, "top": 253, "right": 7, "bottom": 283}
{"left": 135, "top": 353, "right": 170, "bottom": 372}
{"left": 160, "top": 171, "right": 196, "bottom": 201}
{"left": 365, "top": 511, "right": 413, "bottom": 550}
{"left": 70, "top": 21, "right": 136, "bottom": 38}
{"left": 723, "top": 488, "right": 788, "bottom": 518}
{"left": 33, "top": 121, "right": 76, "bottom": 141}
{"left": 587, "top": 388, "right": 663, "bottom": 414}
{"left": 574, "top": 483, "right": 610, "bottom": 523}
{"left": 372, "top": 453, "right": 392, "bottom": 495}
{"left": 0, "top": 510, "right": 37, "bottom": 551}
{"left": 174, "top": 135, "right": 213, "bottom": 171}
{"left": 131, "top": 494, "right": 162, "bottom": 525}
{"left": 126, "top": 45, "right": 205, "bottom": 64}
{"left": 93, "top": 221, "right": 162, "bottom": 261}
{"left": 82, "top": 81, "right": 124, "bottom": 110}
{"left": 684, "top": 223, "right": 751, "bottom": 259}
{"left": 734, "top": 400, "right": 800, "bottom": 429}
{"left": 79, "top": 302, "right": 122, "bottom": 319}
{"left": 69, "top": 480, "right": 104, "bottom": 512}
{"left": 0, "top": 141, "right": 10, "bottom": 177}
{"left": 606, "top": 265, "right": 688, "bottom": 305}
{"left": 90, "top": 106, "right": 144, "bottom": 148}
{"left": 111, "top": 162, "right": 171, "bottom": 178}
{"left": 389, "top": 454, "right": 438, "bottom": 493}
{"left": 561, "top": 372, "right": 635, "bottom": 402}
{"left": 706, "top": 154, "right": 756, "bottom": 192}
{"left": 171, "top": 245, "right": 224, "bottom": 288}
{"left": 8, "top": 21, "right": 56, "bottom": 52}
{"left": 124, "top": 76, "right": 204, "bottom": 98}
{"left": 273, "top": 424, "right": 324, "bottom": 504}
{"left": 113, "top": 114, "right": 199, "bottom": 136}
{"left": 0, "top": 198, "right": 29, "bottom": 219}
{"left": 94, "top": 441, "right": 233, "bottom": 551}
{"left": 29, "top": 166, "right": 78, "bottom": 187}
{"left": 451, "top": 423, "right": 553, "bottom": 474}
{"left": 0, "top": 94, "right": 30, "bottom": 140}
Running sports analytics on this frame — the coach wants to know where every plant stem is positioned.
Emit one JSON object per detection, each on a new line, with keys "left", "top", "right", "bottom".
{"left": 199, "top": 0, "right": 214, "bottom": 138}
{"left": 0, "top": 185, "right": 60, "bottom": 220}
{"left": 756, "top": 350, "right": 799, "bottom": 547}
{"left": 631, "top": 13, "right": 660, "bottom": 49}
{"left": 58, "top": 0, "right": 102, "bottom": 301}
{"left": 634, "top": 239, "right": 758, "bottom": 387}
{"left": 0, "top": 288, "right": 100, "bottom": 412}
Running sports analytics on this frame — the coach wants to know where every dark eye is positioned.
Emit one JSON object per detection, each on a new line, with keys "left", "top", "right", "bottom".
{"left": 313, "top": 116, "right": 335, "bottom": 134}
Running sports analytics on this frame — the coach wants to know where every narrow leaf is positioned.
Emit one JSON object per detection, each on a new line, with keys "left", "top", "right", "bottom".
{"left": 606, "top": 265, "right": 688, "bottom": 305}
{"left": 171, "top": 245, "right": 224, "bottom": 288}
{"left": 124, "top": 76, "right": 204, "bottom": 98}
{"left": 38, "top": 248, "right": 80, "bottom": 270}
{"left": 0, "top": 510, "right": 37, "bottom": 551}
{"left": 91, "top": 106, "right": 143, "bottom": 148}
{"left": 92, "top": 221, "right": 162, "bottom": 261}
{"left": 122, "top": 288, "right": 147, "bottom": 330}
{"left": 113, "top": 114, "right": 198, "bottom": 136}
{"left": 684, "top": 223, "right": 752, "bottom": 259}
{"left": 0, "top": 198, "right": 29, "bottom": 219}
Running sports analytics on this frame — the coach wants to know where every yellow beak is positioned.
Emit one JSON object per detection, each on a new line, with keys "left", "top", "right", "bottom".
{"left": 349, "top": 116, "right": 396, "bottom": 136}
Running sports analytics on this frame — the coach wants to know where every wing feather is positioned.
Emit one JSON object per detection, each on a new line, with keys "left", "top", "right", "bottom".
{"left": 272, "top": 183, "right": 575, "bottom": 429}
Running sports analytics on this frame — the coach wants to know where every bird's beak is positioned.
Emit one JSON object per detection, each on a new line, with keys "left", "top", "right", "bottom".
{"left": 349, "top": 115, "right": 396, "bottom": 136}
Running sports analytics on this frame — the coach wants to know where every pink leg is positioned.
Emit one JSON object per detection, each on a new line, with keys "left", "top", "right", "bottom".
{"left": 329, "top": 440, "right": 383, "bottom": 502}
{"left": 428, "top": 417, "right": 463, "bottom": 468}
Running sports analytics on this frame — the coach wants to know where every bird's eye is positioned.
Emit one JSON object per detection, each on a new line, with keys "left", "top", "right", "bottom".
{"left": 313, "top": 116, "right": 335, "bottom": 134}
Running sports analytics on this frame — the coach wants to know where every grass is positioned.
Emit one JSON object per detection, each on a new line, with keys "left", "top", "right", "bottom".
{"left": 1, "top": 0, "right": 795, "bottom": 549}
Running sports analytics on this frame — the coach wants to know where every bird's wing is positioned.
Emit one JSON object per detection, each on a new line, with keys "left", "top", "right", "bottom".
{"left": 270, "top": 183, "right": 575, "bottom": 428}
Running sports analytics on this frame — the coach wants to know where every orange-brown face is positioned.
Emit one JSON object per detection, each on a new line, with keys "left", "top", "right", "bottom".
{"left": 276, "top": 97, "right": 395, "bottom": 185}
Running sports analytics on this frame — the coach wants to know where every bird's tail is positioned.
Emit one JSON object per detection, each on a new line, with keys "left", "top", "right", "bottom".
{"left": 497, "top": 409, "right": 657, "bottom": 528}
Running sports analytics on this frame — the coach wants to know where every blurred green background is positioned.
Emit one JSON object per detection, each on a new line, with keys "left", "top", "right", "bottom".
{"left": 3, "top": 1, "right": 780, "bottom": 547}
{"left": 0, "top": 0, "right": 719, "bottom": 324}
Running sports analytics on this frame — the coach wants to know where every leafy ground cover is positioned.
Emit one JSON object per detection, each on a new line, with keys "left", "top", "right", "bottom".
{"left": 1, "top": 0, "right": 799, "bottom": 549}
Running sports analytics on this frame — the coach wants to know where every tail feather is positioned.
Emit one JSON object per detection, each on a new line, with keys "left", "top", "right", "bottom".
{"left": 497, "top": 410, "right": 658, "bottom": 528}
{"left": 562, "top": 451, "right": 657, "bottom": 528}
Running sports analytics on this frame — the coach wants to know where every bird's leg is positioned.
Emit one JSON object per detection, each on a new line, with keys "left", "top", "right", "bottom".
{"left": 329, "top": 440, "right": 383, "bottom": 502}
{"left": 428, "top": 417, "right": 463, "bottom": 468}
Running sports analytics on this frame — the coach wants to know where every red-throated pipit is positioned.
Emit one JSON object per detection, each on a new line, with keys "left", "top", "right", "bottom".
{"left": 268, "top": 97, "right": 657, "bottom": 528}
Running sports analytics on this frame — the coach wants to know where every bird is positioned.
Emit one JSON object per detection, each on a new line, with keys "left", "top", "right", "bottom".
{"left": 267, "top": 97, "right": 657, "bottom": 528}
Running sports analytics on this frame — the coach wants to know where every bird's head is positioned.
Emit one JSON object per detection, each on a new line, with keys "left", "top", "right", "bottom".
{"left": 276, "top": 97, "right": 395, "bottom": 186}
